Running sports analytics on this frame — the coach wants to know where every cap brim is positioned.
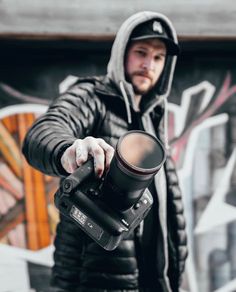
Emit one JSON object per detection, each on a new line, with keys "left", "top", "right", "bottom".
{"left": 131, "top": 35, "right": 180, "bottom": 56}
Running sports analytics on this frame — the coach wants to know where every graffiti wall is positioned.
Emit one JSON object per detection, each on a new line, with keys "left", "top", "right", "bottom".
{"left": 0, "top": 43, "right": 235, "bottom": 292}
{"left": 169, "top": 68, "right": 236, "bottom": 292}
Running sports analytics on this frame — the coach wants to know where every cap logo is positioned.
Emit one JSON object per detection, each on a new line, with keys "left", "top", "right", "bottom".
{"left": 152, "top": 21, "right": 163, "bottom": 34}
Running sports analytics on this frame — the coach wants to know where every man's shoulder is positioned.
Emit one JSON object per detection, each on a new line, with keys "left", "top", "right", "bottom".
{"left": 59, "top": 75, "right": 106, "bottom": 95}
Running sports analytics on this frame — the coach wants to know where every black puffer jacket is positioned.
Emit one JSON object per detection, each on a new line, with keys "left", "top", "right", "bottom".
{"left": 23, "top": 76, "right": 187, "bottom": 292}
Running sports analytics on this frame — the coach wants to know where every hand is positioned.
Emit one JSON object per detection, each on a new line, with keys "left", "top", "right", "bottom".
{"left": 60, "top": 137, "right": 115, "bottom": 177}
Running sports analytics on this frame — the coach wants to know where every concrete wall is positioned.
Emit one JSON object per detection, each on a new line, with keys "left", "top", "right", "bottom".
{"left": 0, "top": 0, "right": 236, "bottom": 39}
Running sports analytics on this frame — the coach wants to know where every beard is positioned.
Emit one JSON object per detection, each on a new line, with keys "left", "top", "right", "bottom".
{"left": 132, "top": 83, "right": 151, "bottom": 95}
{"left": 132, "top": 76, "right": 154, "bottom": 95}
{"left": 126, "top": 71, "right": 155, "bottom": 95}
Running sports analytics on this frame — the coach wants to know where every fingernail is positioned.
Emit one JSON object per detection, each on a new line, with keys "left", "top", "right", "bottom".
{"left": 97, "top": 170, "right": 103, "bottom": 178}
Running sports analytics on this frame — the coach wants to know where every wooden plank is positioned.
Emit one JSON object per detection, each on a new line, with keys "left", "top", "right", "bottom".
{"left": 0, "top": 163, "right": 24, "bottom": 199}
{"left": 18, "top": 113, "right": 39, "bottom": 250}
{"left": 32, "top": 167, "right": 51, "bottom": 247}
{"left": 0, "top": 121, "right": 22, "bottom": 179}
{"left": 25, "top": 112, "right": 51, "bottom": 247}
{"left": 18, "top": 113, "right": 51, "bottom": 249}
{"left": 2, "top": 115, "right": 18, "bottom": 134}
{"left": 0, "top": 0, "right": 235, "bottom": 39}
{"left": 0, "top": 201, "right": 25, "bottom": 239}
{"left": 0, "top": 177, "right": 20, "bottom": 201}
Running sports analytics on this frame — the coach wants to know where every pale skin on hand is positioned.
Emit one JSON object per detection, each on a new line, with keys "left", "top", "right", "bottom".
{"left": 60, "top": 136, "right": 115, "bottom": 177}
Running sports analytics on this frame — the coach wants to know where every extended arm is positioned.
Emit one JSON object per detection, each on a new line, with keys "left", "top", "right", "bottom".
{"left": 22, "top": 82, "right": 113, "bottom": 177}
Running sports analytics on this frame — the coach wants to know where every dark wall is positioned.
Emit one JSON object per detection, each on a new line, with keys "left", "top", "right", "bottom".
{"left": 0, "top": 39, "right": 235, "bottom": 105}
{"left": 0, "top": 40, "right": 111, "bottom": 103}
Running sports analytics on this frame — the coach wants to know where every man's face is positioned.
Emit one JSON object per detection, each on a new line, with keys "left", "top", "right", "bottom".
{"left": 125, "top": 39, "right": 167, "bottom": 95}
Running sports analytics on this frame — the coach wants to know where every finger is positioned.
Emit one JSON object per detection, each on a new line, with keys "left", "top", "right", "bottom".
{"left": 88, "top": 143, "right": 105, "bottom": 178}
{"left": 74, "top": 140, "right": 89, "bottom": 166}
{"left": 105, "top": 148, "right": 115, "bottom": 170}
{"left": 97, "top": 139, "right": 115, "bottom": 170}
{"left": 61, "top": 146, "right": 77, "bottom": 173}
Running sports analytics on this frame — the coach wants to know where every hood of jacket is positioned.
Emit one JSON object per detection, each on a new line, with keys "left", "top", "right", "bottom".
{"left": 107, "top": 11, "right": 179, "bottom": 114}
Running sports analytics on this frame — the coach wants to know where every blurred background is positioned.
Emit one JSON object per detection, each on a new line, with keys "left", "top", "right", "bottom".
{"left": 0, "top": 1, "right": 235, "bottom": 291}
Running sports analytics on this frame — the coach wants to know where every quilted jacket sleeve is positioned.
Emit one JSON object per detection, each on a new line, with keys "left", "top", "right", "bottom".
{"left": 22, "top": 81, "right": 105, "bottom": 177}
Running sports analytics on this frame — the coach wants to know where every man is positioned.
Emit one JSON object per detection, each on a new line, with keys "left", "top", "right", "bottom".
{"left": 23, "top": 11, "right": 188, "bottom": 292}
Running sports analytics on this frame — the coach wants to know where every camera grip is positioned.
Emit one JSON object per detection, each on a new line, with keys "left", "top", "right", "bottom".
{"left": 62, "top": 159, "right": 94, "bottom": 193}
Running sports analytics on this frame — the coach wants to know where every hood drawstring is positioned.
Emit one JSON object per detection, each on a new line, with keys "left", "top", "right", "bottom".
{"left": 163, "top": 97, "right": 170, "bottom": 150}
{"left": 119, "top": 81, "right": 132, "bottom": 124}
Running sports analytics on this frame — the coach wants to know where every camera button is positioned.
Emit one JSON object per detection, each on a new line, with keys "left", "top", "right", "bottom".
{"left": 134, "top": 203, "right": 140, "bottom": 209}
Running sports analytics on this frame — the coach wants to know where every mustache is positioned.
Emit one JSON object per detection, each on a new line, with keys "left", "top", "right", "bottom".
{"left": 133, "top": 71, "right": 152, "bottom": 80}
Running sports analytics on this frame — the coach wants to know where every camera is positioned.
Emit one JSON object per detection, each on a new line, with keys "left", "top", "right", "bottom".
{"left": 54, "top": 130, "right": 166, "bottom": 250}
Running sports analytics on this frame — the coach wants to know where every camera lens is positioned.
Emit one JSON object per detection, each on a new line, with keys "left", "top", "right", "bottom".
{"left": 117, "top": 131, "right": 165, "bottom": 173}
{"left": 103, "top": 130, "right": 166, "bottom": 210}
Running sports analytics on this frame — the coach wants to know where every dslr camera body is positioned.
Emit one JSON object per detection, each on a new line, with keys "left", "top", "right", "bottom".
{"left": 54, "top": 130, "right": 166, "bottom": 250}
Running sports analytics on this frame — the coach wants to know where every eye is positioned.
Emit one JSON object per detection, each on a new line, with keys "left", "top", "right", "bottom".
{"left": 135, "top": 49, "right": 146, "bottom": 57}
{"left": 155, "top": 54, "right": 166, "bottom": 61}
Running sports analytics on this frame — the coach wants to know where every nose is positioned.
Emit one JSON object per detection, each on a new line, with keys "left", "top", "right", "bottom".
{"left": 142, "top": 57, "right": 155, "bottom": 71}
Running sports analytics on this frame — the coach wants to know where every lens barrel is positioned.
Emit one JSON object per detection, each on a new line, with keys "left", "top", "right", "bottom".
{"left": 103, "top": 130, "right": 166, "bottom": 210}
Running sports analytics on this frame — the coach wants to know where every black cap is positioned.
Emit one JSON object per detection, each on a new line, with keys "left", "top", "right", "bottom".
{"left": 130, "top": 20, "right": 180, "bottom": 56}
